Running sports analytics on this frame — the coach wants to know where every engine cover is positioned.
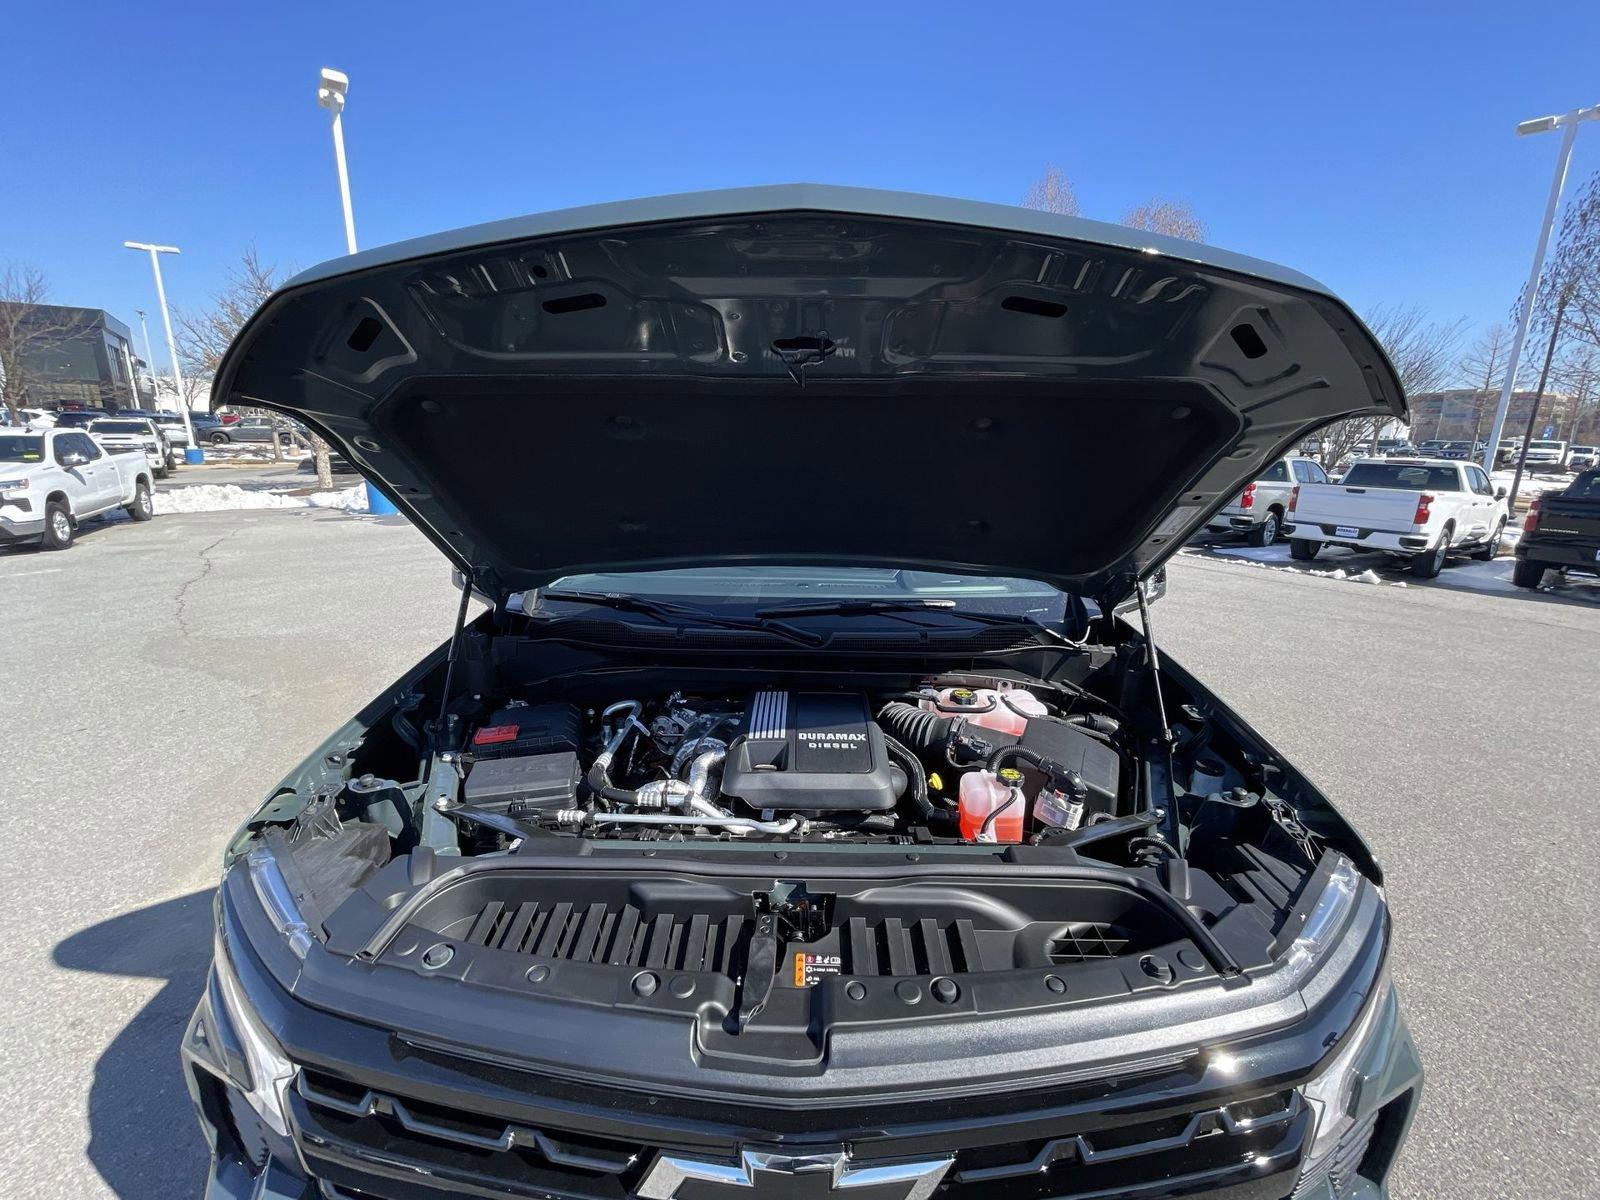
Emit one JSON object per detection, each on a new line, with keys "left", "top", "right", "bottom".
{"left": 719, "top": 691, "right": 897, "bottom": 812}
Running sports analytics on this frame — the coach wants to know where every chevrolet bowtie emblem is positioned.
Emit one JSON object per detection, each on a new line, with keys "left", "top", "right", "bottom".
{"left": 636, "top": 1148, "right": 954, "bottom": 1200}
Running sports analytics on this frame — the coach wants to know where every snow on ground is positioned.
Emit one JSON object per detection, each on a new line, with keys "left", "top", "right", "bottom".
{"left": 152, "top": 483, "right": 368, "bottom": 516}
{"left": 1489, "top": 469, "right": 1573, "bottom": 496}
{"left": 199, "top": 444, "right": 310, "bottom": 464}
{"left": 1187, "top": 529, "right": 1598, "bottom": 604}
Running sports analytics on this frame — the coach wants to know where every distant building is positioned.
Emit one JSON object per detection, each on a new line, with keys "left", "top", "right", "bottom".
{"left": 0, "top": 304, "right": 142, "bottom": 410}
{"left": 1409, "top": 388, "right": 1580, "bottom": 444}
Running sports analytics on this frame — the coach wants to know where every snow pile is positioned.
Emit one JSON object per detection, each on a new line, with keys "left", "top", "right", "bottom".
{"left": 152, "top": 483, "right": 369, "bottom": 516}
{"left": 1180, "top": 548, "right": 1408, "bottom": 588}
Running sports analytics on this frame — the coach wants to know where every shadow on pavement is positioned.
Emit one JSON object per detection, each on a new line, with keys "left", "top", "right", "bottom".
{"left": 54, "top": 890, "right": 215, "bottom": 1200}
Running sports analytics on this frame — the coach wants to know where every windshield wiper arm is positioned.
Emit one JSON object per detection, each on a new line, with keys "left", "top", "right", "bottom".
{"left": 534, "top": 590, "right": 827, "bottom": 647}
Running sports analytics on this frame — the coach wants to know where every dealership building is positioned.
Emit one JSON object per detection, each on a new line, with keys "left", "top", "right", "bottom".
{"left": 1408, "top": 388, "right": 1592, "bottom": 445}
{"left": 0, "top": 304, "right": 151, "bottom": 411}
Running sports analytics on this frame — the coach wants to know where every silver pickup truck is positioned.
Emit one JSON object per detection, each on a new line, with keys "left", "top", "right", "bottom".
{"left": 1203, "top": 454, "right": 1329, "bottom": 545}
{"left": 0, "top": 426, "right": 155, "bottom": 550}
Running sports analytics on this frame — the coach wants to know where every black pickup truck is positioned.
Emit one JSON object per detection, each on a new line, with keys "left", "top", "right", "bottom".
{"left": 1514, "top": 469, "right": 1600, "bottom": 587}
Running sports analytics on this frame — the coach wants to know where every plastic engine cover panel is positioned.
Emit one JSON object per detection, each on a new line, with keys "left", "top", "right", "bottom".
{"left": 720, "top": 691, "right": 897, "bottom": 812}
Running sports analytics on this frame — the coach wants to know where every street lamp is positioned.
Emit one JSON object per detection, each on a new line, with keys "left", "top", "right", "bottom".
{"left": 135, "top": 308, "right": 159, "bottom": 406}
{"left": 315, "top": 66, "right": 394, "bottom": 516}
{"left": 1480, "top": 103, "right": 1600, "bottom": 474}
{"left": 316, "top": 68, "right": 359, "bottom": 255}
{"left": 123, "top": 241, "right": 200, "bottom": 461}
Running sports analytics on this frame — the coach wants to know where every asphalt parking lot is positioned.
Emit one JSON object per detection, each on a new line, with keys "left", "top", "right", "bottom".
{"left": 1, "top": 508, "right": 1596, "bottom": 1200}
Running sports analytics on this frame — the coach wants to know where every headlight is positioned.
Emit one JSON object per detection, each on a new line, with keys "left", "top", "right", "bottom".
{"left": 247, "top": 846, "right": 313, "bottom": 958}
{"left": 0, "top": 478, "right": 29, "bottom": 497}
{"left": 1298, "top": 967, "right": 1392, "bottom": 1186}
{"left": 212, "top": 927, "right": 297, "bottom": 1138}
{"left": 1286, "top": 856, "right": 1361, "bottom": 972}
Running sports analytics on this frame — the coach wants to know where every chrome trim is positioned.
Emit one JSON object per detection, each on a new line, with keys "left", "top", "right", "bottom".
{"left": 637, "top": 1148, "right": 953, "bottom": 1200}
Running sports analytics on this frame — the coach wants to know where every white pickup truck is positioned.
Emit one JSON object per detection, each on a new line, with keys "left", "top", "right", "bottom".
{"left": 1203, "top": 454, "right": 1329, "bottom": 546}
{"left": 0, "top": 426, "right": 155, "bottom": 550}
{"left": 1283, "top": 457, "right": 1509, "bottom": 578}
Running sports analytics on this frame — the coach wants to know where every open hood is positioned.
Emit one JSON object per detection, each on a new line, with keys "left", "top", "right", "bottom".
{"left": 214, "top": 185, "right": 1403, "bottom": 608}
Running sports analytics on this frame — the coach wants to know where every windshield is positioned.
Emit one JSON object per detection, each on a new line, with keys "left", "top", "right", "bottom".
{"left": 0, "top": 434, "right": 46, "bottom": 463}
{"left": 1340, "top": 462, "right": 1461, "bottom": 491}
{"left": 90, "top": 420, "right": 153, "bottom": 434}
{"left": 539, "top": 566, "right": 1070, "bottom": 619}
{"left": 1528, "top": 441, "right": 1564, "bottom": 451}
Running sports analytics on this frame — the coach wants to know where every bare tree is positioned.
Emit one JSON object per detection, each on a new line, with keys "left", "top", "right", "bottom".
{"left": 1552, "top": 343, "right": 1600, "bottom": 444}
{"left": 0, "top": 264, "right": 90, "bottom": 424}
{"left": 176, "top": 247, "right": 333, "bottom": 486}
{"left": 1459, "top": 324, "right": 1511, "bottom": 447}
{"left": 1120, "top": 198, "right": 1205, "bottom": 241}
{"left": 1311, "top": 305, "right": 1466, "bottom": 468}
{"left": 1020, "top": 166, "right": 1080, "bottom": 216}
{"left": 1539, "top": 169, "right": 1600, "bottom": 353}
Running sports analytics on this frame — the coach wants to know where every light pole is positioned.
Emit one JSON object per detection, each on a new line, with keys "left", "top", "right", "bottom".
{"left": 316, "top": 68, "right": 359, "bottom": 255}
{"left": 124, "top": 241, "right": 200, "bottom": 461}
{"left": 1480, "top": 104, "right": 1600, "bottom": 475}
{"left": 135, "top": 308, "right": 159, "bottom": 407}
{"left": 315, "top": 66, "right": 394, "bottom": 515}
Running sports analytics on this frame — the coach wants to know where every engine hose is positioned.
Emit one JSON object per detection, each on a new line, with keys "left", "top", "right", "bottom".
{"left": 985, "top": 743, "right": 1050, "bottom": 774}
{"left": 877, "top": 702, "right": 956, "bottom": 755}
{"left": 882, "top": 732, "right": 956, "bottom": 831}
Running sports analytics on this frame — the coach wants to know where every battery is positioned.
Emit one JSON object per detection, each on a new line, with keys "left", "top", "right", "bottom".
{"left": 469, "top": 702, "right": 582, "bottom": 760}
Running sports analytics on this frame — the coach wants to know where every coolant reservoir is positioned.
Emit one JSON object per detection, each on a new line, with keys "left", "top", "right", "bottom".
{"left": 922, "top": 686, "right": 1047, "bottom": 737}
{"left": 959, "top": 767, "right": 1026, "bottom": 843}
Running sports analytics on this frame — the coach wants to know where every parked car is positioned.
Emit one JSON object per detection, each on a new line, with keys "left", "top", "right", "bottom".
{"left": 189, "top": 412, "right": 225, "bottom": 437}
{"left": 184, "top": 188, "right": 1422, "bottom": 1200}
{"left": 1520, "top": 438, "right": 1567, "bottom": 468}
{"left": 0, "top": 426, "right": 154, "bottom": 548}
{"left": 12, "top": 407, "right": 57, "bottom": 429}
{"left": 51, "top": 410, "right": 103, "bottom": 429}
{"left": 148, "top": 410, "right": 195, "bottom": 448}
{"left": 1567, "top": 444, "right": 1599, "bottom": 470}
{"left": 1375, "top": 438, "right": 1416, "bottom": 457}
{"left": 1285, "top": 457, "right": 1508, "bottom": 577}
{"left": 1203, "top": 454, "right": 1327, "bottom": 545}
{"left": 204, "top": 416, "right": 290, "bottom": 445}
{"left": 1513, "top": 468, "right": 1600, "bottom": 588}
{"left": 88, "top": 416, "right": 175, "bottom": 477}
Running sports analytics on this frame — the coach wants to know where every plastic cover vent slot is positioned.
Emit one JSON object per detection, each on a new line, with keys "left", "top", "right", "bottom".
{"left": 462, "top": 900, "right": 751, "bottom": 974}
{"left": 1046, "top": 922, "right": 1133, "bottom": 962}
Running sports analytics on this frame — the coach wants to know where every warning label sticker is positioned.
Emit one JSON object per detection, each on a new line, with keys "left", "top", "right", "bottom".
{"left": 792, "top": 951, "right": 842, "bottom": 987}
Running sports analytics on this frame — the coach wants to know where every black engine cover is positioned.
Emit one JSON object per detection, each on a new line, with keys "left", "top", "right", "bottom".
{"left": 720, "top": 691, "right": 897, "bottom": 812}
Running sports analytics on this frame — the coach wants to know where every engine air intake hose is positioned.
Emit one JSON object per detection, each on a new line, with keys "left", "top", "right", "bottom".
{"left": 877, "top": 701, "right": 956, "bottom": 755}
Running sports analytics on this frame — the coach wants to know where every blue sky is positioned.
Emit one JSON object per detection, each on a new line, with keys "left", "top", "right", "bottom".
{"left": 8, "top": 2, "right": 1599, "bottom": 376}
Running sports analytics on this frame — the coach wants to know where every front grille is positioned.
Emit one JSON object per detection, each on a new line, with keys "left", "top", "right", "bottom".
{"left": 1291, "top": 1110, "right": 1378, "bottom": 1199}
{"left": 291, "top": 1067, "right": 1309, "bottom": 1200}
{"left": 294, "top": 1070, "right": 641, "bottom": 1200}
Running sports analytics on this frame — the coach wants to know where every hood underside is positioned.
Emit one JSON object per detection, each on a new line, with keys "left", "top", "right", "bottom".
{"left": 213, "top": 185, "right": 1403, "bottom": 606}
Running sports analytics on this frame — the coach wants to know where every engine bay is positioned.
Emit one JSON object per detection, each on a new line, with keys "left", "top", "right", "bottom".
{"left": 409, "top": 680, "right": 1132, "bottom": 848}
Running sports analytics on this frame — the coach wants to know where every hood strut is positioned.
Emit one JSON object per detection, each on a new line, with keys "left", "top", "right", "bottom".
{"left": 436, "top": 568, "right": 476, "bottom": 736}
{"left": 1136, "top": 578, "right": 1183, "bottom": 854}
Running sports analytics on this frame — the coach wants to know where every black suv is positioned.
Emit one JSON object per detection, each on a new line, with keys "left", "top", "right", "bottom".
{"left": 183, "top": 187, "right": 1422, "bottom": 1200}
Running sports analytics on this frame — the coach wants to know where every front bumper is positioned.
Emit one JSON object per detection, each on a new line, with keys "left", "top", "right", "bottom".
{"left": 183, "top": 921, "right": 1423, "bottom": 1200}
{"left": 0, "top": 504, "right": 45, "bottom": 543}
